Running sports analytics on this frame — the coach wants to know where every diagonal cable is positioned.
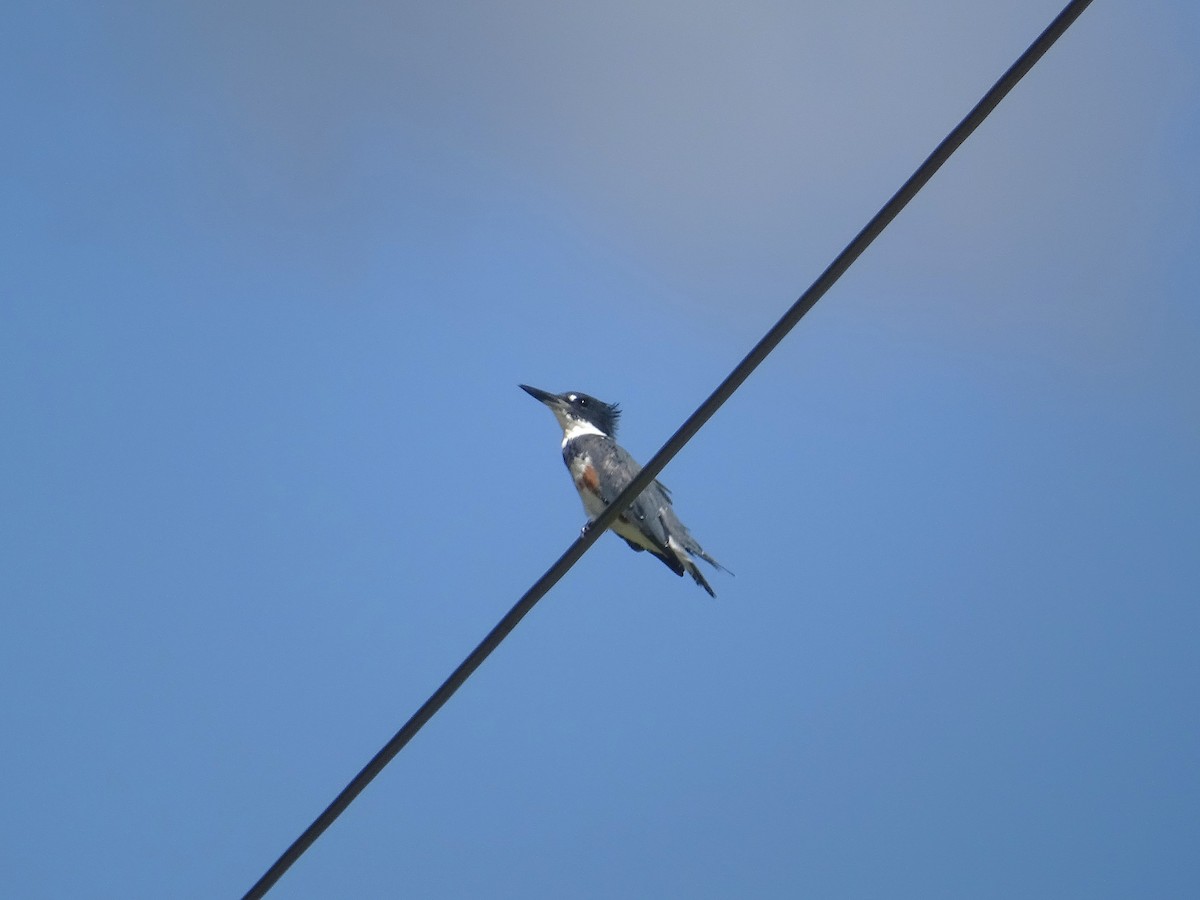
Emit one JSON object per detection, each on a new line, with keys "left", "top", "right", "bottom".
{"left": 242, "top": 1, "right": 1094, "bottom": 895}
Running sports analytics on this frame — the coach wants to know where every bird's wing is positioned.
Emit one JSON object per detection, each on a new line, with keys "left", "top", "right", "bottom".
{"left": 585, "top": 438, "right": 674, "bottom": 551}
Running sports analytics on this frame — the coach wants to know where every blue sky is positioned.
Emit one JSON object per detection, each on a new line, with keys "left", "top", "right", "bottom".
{"left": 3, "top": 2, "right": 1198, "bottom": 897}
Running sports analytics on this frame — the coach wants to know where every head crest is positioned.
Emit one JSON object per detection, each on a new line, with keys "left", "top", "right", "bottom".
{"left": 565, "top": 392, "right": 621, "bottom": 437}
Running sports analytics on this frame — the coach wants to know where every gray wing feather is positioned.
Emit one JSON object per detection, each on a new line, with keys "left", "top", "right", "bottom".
{"left": 571, "top": 435, "right": 726, "bottom": 582}
{"left": 571, "top": 436, "right": 671, "bottom": 547}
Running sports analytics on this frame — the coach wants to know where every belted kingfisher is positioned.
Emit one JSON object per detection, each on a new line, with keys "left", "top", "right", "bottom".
{"left": 520, "top": 384, "right": 728, "bottom": 597}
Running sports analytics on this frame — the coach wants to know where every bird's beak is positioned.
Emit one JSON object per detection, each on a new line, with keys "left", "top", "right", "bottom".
{"left": 519, "top": 384, "right": 558, "bottom": 406}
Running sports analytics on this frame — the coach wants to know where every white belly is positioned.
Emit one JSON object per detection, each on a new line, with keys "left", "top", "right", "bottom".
{"left": 577, "top": 484, "right": 608, "bottom": 520}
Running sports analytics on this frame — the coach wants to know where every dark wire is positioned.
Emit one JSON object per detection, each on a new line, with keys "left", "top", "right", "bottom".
{"left": 242, "top": 2, "right": 1094, "bottom": 895}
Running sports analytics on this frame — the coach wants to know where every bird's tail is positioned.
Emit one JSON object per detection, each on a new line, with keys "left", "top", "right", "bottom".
{"left": 684, "top": 559, "right": 717, "bottom": 598}
{"left": 690, "top": 545, "right": 729, "bottom": 575}
{"left": 665, "top": 532, "right": 729, "bottom": 598}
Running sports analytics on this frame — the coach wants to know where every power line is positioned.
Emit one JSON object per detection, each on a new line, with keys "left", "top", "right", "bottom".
{"left": 242, "top": 1, "right": 1094, "bottom": 895}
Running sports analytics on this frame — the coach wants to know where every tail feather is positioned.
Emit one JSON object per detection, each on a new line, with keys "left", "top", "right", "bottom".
{"left": 645, "top": 540, "right": 725, "bottom": 597}
{"left": 690, "top": 545, "right": 729, "bottom": 575}
{"left": 664, "top": 531, "right": 727, "bottom": 598}
{"left": 685, "top": 560, "right": 717, "bottom": 598}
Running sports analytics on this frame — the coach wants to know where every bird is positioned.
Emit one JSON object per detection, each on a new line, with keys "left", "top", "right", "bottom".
{"left": 520, "top": 384, "right": 728, "bottom": 597}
